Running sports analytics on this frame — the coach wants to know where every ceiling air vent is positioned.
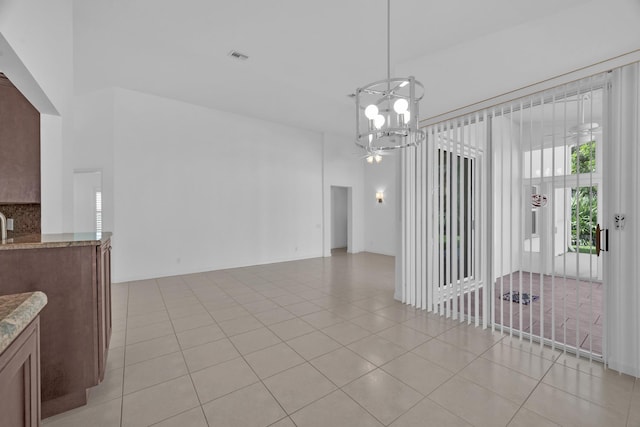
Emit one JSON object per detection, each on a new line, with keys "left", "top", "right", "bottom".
{"left": 228, "top": 50, "right": 249, "bottom": 61}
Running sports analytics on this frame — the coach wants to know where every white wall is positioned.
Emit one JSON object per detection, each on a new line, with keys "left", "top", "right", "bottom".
{"left": 363, "top": 153, "right": 397, "bottom": 256}
{"left": 112, "top": 88, "right": 324, "bottom": 282}
{"left": 67, "top": 90, "right": 367, "bottom": 281}
{"left": 0, "top": 0, "right": 74, "bottom": 233}
{"left": 330, "top": 186, "right": 348, "bottom": 249}
{"left": 322, "top": 132, "right": 364, "bottom": 256}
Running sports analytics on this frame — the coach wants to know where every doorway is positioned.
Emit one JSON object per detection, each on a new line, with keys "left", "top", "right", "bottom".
{"left": 492, "top": 81, "right": 605, "bottom": 358}
{"left": 330, "top": 186, "right": 350, "bottom": 254}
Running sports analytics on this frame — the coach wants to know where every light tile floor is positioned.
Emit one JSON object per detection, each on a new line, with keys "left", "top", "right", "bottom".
{"left": 43, "top": 252, "right": 640, "bottom": 427}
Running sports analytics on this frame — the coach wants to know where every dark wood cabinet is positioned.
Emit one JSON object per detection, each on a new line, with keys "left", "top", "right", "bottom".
{"left": 0, "top": 74, "right": 40, "bottom": 203}
{"left": 0, "top": 318, "right": 41, "bottom": 427}
{"left": 0, "top": 237, "right": 112, "bottom": 418}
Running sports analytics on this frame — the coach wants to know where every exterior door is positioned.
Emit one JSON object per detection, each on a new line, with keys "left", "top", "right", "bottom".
{"left": 492, "top": 78, "right": 606, "bottom": 358}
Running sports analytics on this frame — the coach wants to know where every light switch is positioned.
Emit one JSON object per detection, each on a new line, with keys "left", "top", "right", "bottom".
{"left": 6, "top": 218, "right": 13, "bottom": 231}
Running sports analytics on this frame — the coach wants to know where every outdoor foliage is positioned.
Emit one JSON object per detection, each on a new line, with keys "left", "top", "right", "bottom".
{"left": 570, "top": 141, "right": 597, "bottom": 250}
{"left": 571, "top": 140, "right": 597, "bottom": 174}
{"left": 570, "top": 185, "right": 598, "bottom": 249}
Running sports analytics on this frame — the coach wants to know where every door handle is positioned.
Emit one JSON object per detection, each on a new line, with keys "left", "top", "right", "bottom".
{"left": 595, "top": 224, "right": 608, "bottom": 257}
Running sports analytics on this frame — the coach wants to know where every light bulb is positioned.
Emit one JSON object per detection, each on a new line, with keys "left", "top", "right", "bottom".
{"left": 366, "top": 155, "right": 374, "bottom": 164}
{"left": 374, "top": 114, "right": 385, "bottom": 129}
{"left": 393, "top": 98, "right": 408, "bottom": 114}
{"left": 403, "top": 111, "right": 410, "bottom": 123}
{"left": 399, "top": 80, "right": 409, "bottom": 88}
{"left": 374, "top": 154, "right": 382, "bottom": 163}
{"left": 364, "top": 104, "right": 379, "bottom": 120}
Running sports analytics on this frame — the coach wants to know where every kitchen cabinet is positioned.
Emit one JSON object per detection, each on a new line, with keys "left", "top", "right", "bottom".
{"left": 0, "top": 291, "right": 47, "bottom": 427}
{"left": 0, "top": 233, "right": 112, "bottom": 418}
{"left": 0, "top": 74, "right": 40, "bottom": 203}
{"left": 0, "top": 319, "right": 41, "bottom": 427}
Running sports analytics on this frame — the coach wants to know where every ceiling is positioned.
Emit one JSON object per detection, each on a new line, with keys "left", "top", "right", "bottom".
{"left": 73, "top": 0, "right": 591, "bottom": 136}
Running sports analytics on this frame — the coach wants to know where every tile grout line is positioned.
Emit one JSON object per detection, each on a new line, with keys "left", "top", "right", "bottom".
{"left": 189, "top": 273, "right": 410, "bottom": 425}
{"left": 190, "top": 276, "right": 293, "bottom": 425}
{"left": 155, "top": 276, "right": 210, "bottom": 427}
{"left": 502, "top": 345, "right": 573, "bottom": 426}
{"left": 119, "top": 280, "right": 131, "bottom": 427}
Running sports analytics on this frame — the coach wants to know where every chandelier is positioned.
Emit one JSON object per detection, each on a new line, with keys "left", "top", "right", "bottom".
{"left": 355, "top": 0, "right": 425, "bottom": 162}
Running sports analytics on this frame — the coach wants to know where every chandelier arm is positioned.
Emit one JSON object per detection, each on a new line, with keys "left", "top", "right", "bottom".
{"left": 358, "top": 78, "right": 425, "bottom": 99}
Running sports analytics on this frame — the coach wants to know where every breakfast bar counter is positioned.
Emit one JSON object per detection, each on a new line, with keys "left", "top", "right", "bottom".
{"left": 0, "top": 232, "right": 111, "bottom": 250}
{"left": 0, "top": 291, "right": 47, "bottom": 353}
{"left": 0, "top": 233, "right": 112, "bottom": 418}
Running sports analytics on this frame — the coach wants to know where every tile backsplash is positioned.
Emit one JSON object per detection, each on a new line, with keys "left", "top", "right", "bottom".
{"left": 0, "top": 204, "right": 41, "bottom": 235}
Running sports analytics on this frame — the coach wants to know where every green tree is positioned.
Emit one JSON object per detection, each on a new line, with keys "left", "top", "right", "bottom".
{"left": 570, "top": 141, "right": 597, "bottom": 252}
{"left": 571, "top": 141, "right": 596, "bottom": 174}
{"left": 571, "top": 186, "right": 597, "bottom": 250}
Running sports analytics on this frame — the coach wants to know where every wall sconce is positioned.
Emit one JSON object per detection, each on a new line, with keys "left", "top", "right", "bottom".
{"left": 376, "top": 191, "right": 384, "bottom": 203}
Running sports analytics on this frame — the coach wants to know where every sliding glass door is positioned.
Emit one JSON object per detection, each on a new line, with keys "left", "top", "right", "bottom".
{"left": 492, "top": 77, "right": 606, "bottom": 358}
{"left": 400, "top": 58, "right": 640, "bottom": 377}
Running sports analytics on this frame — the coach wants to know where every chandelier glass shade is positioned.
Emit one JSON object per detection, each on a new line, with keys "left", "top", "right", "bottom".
{"left": 355, "top": 0, "right": 425, "bottom": 158}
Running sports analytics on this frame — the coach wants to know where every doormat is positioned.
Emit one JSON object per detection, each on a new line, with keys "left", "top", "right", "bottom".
{"left": 501, "top": 291, "right": 539, "bottom": 305}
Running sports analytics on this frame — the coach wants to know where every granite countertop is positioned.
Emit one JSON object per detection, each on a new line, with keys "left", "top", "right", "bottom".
{"left": 0, "top": 291, "right": 47, "bottom": 353}
{"left": 0, "top": 232, "right": 112, "bottom": 251}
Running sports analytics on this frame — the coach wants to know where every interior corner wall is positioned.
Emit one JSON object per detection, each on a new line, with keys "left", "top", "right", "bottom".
{"left": 322, "top": 133, "right": 364, "bottom": 256}
{"left": 363, "top": 152, "right": 397, "bottom": 256}
{"left": 0, "top": 0, "right": 75, "bottom": 233}
{"left": 112, "top": 88, "right": 323, "bottom": 282}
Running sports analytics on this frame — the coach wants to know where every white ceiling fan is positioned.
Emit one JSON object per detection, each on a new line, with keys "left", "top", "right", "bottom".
{"left": 545, "top": 93, "right": 601, "bottom": 142}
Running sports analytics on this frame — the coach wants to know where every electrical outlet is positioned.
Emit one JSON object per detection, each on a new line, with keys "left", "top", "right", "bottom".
{"left": 6, "top": 218, "right": 13, "bottom": 231}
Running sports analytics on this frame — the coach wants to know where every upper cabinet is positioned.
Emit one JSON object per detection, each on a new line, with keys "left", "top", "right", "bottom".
{"left": 0, "top": 74, "right": 40, "bottom": 203}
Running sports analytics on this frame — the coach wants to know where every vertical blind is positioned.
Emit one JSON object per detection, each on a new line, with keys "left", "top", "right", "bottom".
{"left": 400, "top": 112, "right": 489, "bottom": 327}
{"left": 400, "top": 60, "right": 640, "bottom": 377}
{"left": 400, "top": 70, "right": 613, "bottom": 350}
{"left": 605, "top": 61, "right": 640, "bottom": 376}
{"left": 488, "top": 74, "right": 606, "bottom": 361}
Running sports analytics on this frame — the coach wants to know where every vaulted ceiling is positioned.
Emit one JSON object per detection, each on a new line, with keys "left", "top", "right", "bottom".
{"left": 74, "top": 0, "right": 592, "bottom": 136}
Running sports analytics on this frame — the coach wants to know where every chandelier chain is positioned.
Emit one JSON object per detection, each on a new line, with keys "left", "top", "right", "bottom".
{"left": 387, "top": 0, "right": 391, "bottom": 84}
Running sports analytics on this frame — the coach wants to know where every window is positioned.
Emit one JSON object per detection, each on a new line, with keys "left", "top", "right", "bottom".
{"left": 95, "top": 190, "right": 102, "bottom": 233}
